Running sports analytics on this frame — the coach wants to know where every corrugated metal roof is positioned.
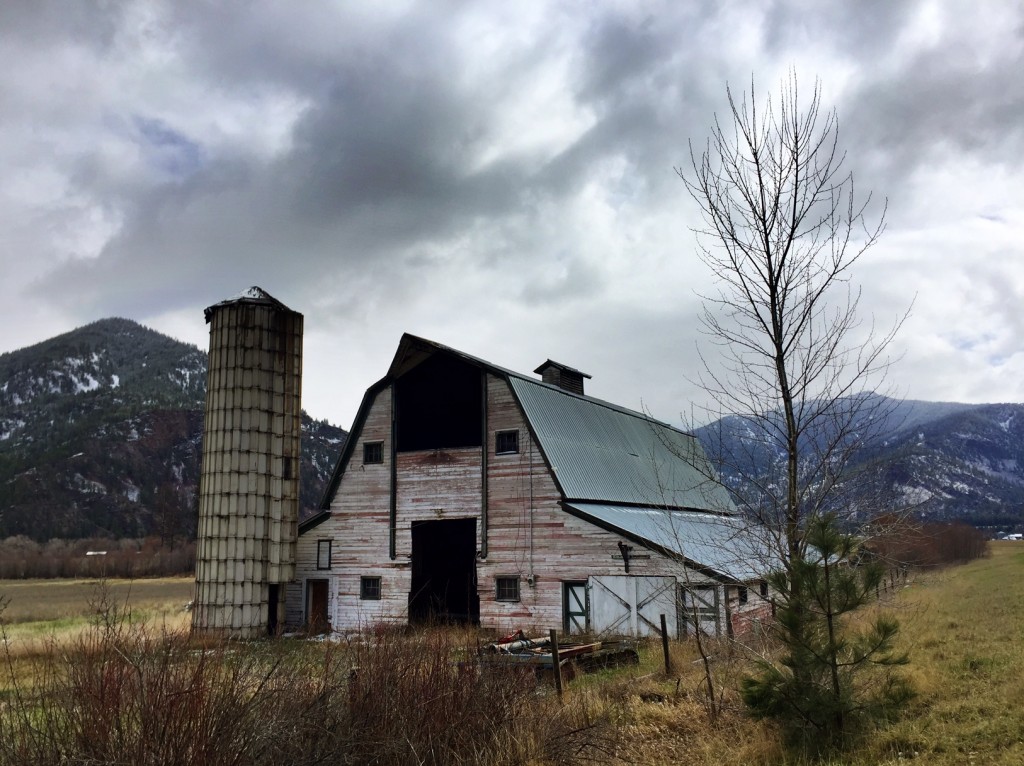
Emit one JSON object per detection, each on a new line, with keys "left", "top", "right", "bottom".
{"left": 509, "top": 376, "right": 735, "bottom": 512}
{"left": 565, "top": 502, "right": 774, "bottom": 582}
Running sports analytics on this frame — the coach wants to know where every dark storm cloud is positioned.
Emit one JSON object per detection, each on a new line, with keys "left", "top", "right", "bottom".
{"left": 845, "top": 51, "right": 1024, "bottom": 173}
{"left": 4, "top": 0, "right": 1024, "bottom": 421}
{"left": 27, "top": 2, "right": 665, "bottom": 321}
{"left": 286, "top": 77, "right": 523, "bottom": 225}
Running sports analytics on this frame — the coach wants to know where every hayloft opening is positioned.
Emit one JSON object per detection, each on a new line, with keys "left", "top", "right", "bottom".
{"left": 396, "top": 353, "right": 482, "bottom": 451}
{"left": 409, "top": 519, "right": 479, "bottom": 624}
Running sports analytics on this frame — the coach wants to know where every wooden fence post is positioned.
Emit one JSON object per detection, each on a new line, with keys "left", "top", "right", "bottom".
{"left": 660, "top": 613, "right": 672, "bottom": 674}
{"left": 549, "top": 629, "right": 563, "bottom": 698}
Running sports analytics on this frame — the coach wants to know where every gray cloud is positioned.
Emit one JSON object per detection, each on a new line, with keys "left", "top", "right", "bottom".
{"left": 2, "top": 0, "right": 1023, "bottom": 425}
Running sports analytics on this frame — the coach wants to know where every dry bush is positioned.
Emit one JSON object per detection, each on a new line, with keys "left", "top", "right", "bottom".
{"left": 0, "top": 613, "right": 621, "bottom": 766}
{"left": 331, "top": 625, "right": 620, "bottom": 765}
{"left": 867, "top": 517, "right": 989, "bottom": 570}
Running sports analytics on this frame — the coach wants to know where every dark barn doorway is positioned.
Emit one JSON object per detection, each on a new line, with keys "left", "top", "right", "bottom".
{"left": 410, "top": 519, "right": 479, "bottom": 624}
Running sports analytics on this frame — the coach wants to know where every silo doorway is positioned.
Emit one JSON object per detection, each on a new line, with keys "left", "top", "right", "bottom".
{"left": 409, "top": 519, "right": 479, "bottom": 624}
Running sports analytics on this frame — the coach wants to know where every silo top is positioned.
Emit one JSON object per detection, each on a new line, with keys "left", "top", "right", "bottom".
{"left": 204, "top": 286, "right": 299, "bottom": 323}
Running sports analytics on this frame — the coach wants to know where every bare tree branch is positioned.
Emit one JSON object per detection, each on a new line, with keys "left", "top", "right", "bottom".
{"left": 678, "top": 72, "right": 913, "bottom": 752}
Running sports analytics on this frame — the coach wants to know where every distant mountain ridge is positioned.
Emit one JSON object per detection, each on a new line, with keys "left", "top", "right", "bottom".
{"left": 3, "top": 319, "right": 1021, "bottom": 541}
{"left": 695, "top": 396, "right": 1024, "bottom": 531}
{"left": 0, "top": 318, "right": 346, "bottom": 541}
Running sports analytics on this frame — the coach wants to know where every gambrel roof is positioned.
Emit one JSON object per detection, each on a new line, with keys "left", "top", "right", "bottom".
{"left": 308, "top": 334, "right": 765, "bottom": 581}
{"left": 507, "top": 375, "right": 733, "bottom": 512}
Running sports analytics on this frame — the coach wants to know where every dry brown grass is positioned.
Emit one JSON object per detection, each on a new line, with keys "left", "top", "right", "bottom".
{"left": 1, "top": 618, "right": 622, "bottom": 766}
{"left": 0, "top": 577, "right": 192, "bottom": 662}
{"left": 604, "top": 542, "right": 1024, "bottom": 765}
{"left": 2, "top": 545, "right": 1021, "bottom": 764}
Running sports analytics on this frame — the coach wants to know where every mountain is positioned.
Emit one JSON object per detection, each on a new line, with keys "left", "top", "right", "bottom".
{"left": 6, "top": 319, "right": 1020, "bottom": 540}
{"left": 0, "top": 318, "right": 347, "bottom": 542}
{"left": 695, "top": 396, "right": 1024, "bottom": 532}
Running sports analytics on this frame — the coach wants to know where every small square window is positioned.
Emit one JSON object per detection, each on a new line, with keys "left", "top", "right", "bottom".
{"left": 316, "top": 540, "right": 332, "bottom": 570}
{"left": 495, "top": 430, "right": 519, "bottom": 455}
{"left": 496, "top": 576, "right": 520, "bottom": 602}
{"left": 737, "top": 585, "right": 748, "bottom": 605}
{"left": 360, "top": 576, "right": 381, "bottom": 600}
{"left": 363, "top": 442, "right": 383, "bottom": 464}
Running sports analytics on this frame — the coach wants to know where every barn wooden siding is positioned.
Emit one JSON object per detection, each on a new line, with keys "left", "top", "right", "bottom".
{"left": 727, "top": 590, "right": 773, "bottom": 637}
{"left": 318, "top": 384, "right": 395, "bottom": 629}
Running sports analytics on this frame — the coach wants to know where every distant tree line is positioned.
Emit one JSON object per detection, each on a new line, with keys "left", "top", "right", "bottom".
{"left": 867, "top": 515, "right": 989, "bottom": 569}
{"left": 0, "top": 536, "right": 194, "bottom": 579}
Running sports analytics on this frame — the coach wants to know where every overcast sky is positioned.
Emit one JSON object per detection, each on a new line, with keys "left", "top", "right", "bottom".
{"left": 1, "top": 1, "right": 1022, "bottom": 429}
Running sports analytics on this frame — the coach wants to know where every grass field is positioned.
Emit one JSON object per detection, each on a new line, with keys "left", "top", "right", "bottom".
{"left": 853, "top": 541, "right": 1024, "bottom": 765}
{"left": 0, "top": 577, "right": 193, "bottom": 655}
{"left": 611, "top": 541, "right": 1024, "bottom": 765}
{"left": 1, "top": 546, "right": 1022, "bottom": 764}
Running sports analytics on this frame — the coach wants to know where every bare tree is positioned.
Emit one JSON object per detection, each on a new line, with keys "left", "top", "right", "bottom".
{"left": 678, "top": 73, "right": 912, "bottom": 752}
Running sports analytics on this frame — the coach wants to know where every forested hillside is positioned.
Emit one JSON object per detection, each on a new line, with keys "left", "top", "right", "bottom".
{"left": 0, "top": 318, "right": 346, "bottom": 541}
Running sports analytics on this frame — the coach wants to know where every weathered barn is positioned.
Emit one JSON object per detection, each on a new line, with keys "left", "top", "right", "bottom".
{"left": 288, "top": 334, "right": 771, "bottom": 638}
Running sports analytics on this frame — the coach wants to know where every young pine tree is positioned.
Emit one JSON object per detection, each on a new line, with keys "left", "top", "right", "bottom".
{"left": 740, "top": 515, "right": 914, "bottom": 754}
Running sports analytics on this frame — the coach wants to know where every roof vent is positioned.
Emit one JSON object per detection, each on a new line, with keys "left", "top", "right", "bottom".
{"left": 534, "top": 360, "right": 591, "bottom": 396}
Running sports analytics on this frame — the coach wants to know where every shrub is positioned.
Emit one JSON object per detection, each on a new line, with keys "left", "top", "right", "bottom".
{"left": 0, "top": 614, "right": 618, "bottom": 765}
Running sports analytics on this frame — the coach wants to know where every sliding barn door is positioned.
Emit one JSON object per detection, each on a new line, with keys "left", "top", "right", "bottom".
{"left": 589, "top": 576, "right": 677, "bottom": 638}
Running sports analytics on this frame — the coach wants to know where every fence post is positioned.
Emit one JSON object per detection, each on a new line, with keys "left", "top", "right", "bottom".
{"left": 660, "top": 613, "right": 672, "bottom": 675}
{"left": 549, "top": 629, "right": 563, "bottom": 698}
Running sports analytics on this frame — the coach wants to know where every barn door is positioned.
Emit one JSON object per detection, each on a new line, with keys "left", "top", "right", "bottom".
{"left": 589, "top": 576, "right": 677, "bottom": 638}
{"left": 636, "top": 577, "right": 678, "bottom": 638}
{"left": 679, "top": 584, "right": 721, "bottom": 637}
{"left": 306, "top": 579, "right": 329, "bottom": 634}
{"left": 563, "top": 581, "right": 589, "bottom": 635}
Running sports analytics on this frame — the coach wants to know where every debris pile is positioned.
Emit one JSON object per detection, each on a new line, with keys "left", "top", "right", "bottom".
{"left": 480, "top": 630, "right": 639, "bottom": 678}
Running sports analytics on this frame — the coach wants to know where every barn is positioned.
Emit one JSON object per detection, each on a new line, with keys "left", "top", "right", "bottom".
{"left": 287, "top": 333, "right": 772, "bottom": 638}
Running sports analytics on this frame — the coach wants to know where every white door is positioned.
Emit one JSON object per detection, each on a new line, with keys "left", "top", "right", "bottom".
{"left": 636, "top": 576, "right": 678, "bottom": 638}
{"left": 589, "top": 576, "right": 678, "bottom": 638}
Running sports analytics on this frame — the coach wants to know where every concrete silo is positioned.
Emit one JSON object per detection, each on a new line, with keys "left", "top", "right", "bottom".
{"left": 192, "top": 287, "right": 302, "bottom": 638}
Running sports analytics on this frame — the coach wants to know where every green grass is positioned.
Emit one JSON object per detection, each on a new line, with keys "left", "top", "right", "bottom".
{"left": 854, "top": 542, "right": 1024, "bottom": 765}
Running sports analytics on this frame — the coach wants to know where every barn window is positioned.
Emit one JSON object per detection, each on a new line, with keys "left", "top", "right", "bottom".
{"left": 495, "top": 430, "right": 519, "bottom": 455}
{"left": 316, "top": 540, "right": 332, "bottom": 570}
{"left": 738, "top": 585, "right": 748, "bottom": 605}
{"left": 495, "top": 576, "right": 520, "bottom": 602}
{"left": 759, "top": 581, "right": 769, "bottom": 599}
{"left": 363, "top": 442, "right": 383, "bottom": 464}
{"left": 360, "top": 576, "right": 382, "bottom": 600}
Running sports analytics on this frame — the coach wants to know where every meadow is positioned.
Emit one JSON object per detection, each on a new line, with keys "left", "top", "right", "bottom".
{"left": 610, "top": 540, "right": 1024, "bottom": 765}
{"left": 0, "top": 545, "right": 1021, "bottom": 765}
{"left": 0, "top": 576, "right": 193, "bottom": 655}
